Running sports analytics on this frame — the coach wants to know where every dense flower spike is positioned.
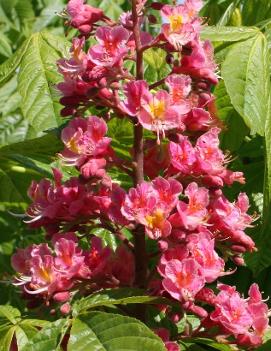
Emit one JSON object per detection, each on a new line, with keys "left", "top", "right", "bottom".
{"left": 10, "top": 0, "right": 269, "bottom": 349}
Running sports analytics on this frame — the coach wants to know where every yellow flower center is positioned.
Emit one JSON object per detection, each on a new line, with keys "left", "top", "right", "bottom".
{"left": 145, "top": 209, "right": 165, "bottom": 229}
{"left": 169, "top": 15, "right": 183, "bottom": 32}
{"left": 149, "top": 99, "right": 166, "bottom": 120}
{"left": 68, "top": 136, "right": 80, "bottom": 153}
{"left": 38, "top": 267, "right": 53, "bottom": 283}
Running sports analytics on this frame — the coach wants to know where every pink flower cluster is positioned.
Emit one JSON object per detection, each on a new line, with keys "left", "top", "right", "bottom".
{"left": 10, "top": 0, "right": 270, "bottom": 349}
{"left": 207, "top": 283, "right": 269, "bottom": 347}
{"left": 12, "top": 233, "right": 134, "bottom": 312}
{"left": 168, "top": 128, "right": 245, "bottom": 186}
{"left": 59, "top": 116, "right": 112, "bottom": 179}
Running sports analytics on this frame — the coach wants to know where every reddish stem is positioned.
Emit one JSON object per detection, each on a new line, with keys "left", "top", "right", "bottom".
{"left": 131, "top": 0, "right": 148, "bottom": 294}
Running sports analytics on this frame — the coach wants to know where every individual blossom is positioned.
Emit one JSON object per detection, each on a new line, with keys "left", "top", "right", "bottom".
{"left": 161, "top": 258, "right": 205, "bottom": 301}
{"left": 88, "top": 26, "right": 130, "bottom": 67}
{"left": 186, "top": 230, "right": 225, "bottom": 283}
{"left": 84, "top": 236, "right": 112, "bottom": 280}
{"left": 59, "top": 116, "right": 112, "bottom": 178}
{"left": 12, "top": 243, "right": 73, "bottom": 296}
{"left": 139, "top": 90, "right": 186, "bottom": 142}
{"left": 175, "top": 39, "right": 219, "bottom": 85}
{"left": 169, "top": 135, "right": 196, "bottom": 174}
{"left": 209, "top": 191, "right": 256, "bottom": 252}
{"left": 160, "top": 3, "right": 201, "bottom": 49}
{"left": 111, "top": 245, "right": 135, "bottom": 286}
{"left": 121, "top": 178, "right": 182, "bottom": 239}
{"left": 53, "top": 233, "right": 90, "bottom": 279}
{"left": 165, "top": 74, "right": 192, "bottom": 107}
{"left": 66, "top": 0, "right": 104, "bottom": 35}
{"left": 120, "top": 80, "right": 150, "bottom": 116}
{"left": 170, "top": 182, "right": 209, "bottom": 231}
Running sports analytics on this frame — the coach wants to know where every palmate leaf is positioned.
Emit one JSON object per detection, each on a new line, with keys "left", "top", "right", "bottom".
{"left": 18, "top": 31, "right": 70, "bottom": 133}
{"left": 0, "top": 305, "right": 49, "bottom": 351}
{"left": 0, "top": 131, "right": 62, "bottom": 206}
{"left": 21, "top": 319, "right": 69, "bottom": 351}
{"left": 221, "top": 33, "right": 269, "bottom": 136}
{"left": 0, "top": 38, "right": 31, "bottom": 87}
{"left": 73, "top": 288, "right": 172, "bottom": 316}
{"left": 68, "top": 311, "right": 167, "bottom": 351}
{"left": 201, "top": 25, "right": 259, "bottom": 42}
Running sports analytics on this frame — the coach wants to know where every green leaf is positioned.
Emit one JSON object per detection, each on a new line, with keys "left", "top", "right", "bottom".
{"left": 0, "top": 326, "right": 16, "bottom": 351}
{"left": 0, "top": 33, "right": 12, "bottom": 59}
{"left": 33, "top": 0, "right": 65, "bottom": 32}
{"left": 192, "top": 338, "right": 233, "bottom": 351}
{"left": 68, "top": 311, "right": 167, "bottom": 351}
{"left": 221, "top": 33, "right": 269, "bottom": 135}
{"left": 0, "top": 305, "right": 20, "bottom": 324}
{"left": 98, "top": 0, "right": 124, "bottom": 20}
{"left": 21, "top": 319, "right": 69, "bottom": 351}
{"left": 200, "top": 26, "right": 259, "bottom": 42}
{"left": 73, "top": 288, "right": 171, "bottom": 315}
{"left": 144, "top": 48, "right": 170, "bottom": 84}
{"left": 17, "top": 31, "right": 70, "bottom": 132}
{"left": 0, "top": 132, "right": 61, "bottom": 206}
{"left": 0, "top": 39, "right": 30, "bottom": 87}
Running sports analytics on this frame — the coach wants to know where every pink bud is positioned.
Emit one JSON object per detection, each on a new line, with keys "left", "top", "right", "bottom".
{"left": 60, "top": 302, "right": 71, "bottom": 315}
{"left": 53, "top": 292, "right": 71, "bottom": 303}
{"left": 232, "top": 255, "right": 245, "bottom": 266}
{"left": 148, "top": 14, "right": 157, "bottom": 24}
{"left": 151, "top": 2, "right": 164, "bottom": 10}
{"left": 231, "top": 245, "right": 247, "bottom": 253}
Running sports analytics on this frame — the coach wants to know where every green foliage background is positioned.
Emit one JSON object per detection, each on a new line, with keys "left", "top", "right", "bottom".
{"left": 0, "top": 0, "right": 271, "bottom": 350}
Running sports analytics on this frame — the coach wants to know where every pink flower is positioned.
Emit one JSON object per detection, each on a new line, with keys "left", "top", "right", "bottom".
{"left": 59, "top": 116, "right": 111, "bottom": 168}
{"left": 175, "top": 40, "right": 218, "bottom": 85}
{"left": 160, "top": 4, "right": 200, "bottom": 49}
{"left": 186, "top": 230, "right": 225, "bottom": 282}
{"left": 161, "top": 258, "right": 205, "bottom": 301}
{"left": 120, "top": 80, "right": 149, "bottom": 116}
{"left": 210, "top": 284, "right": 253, "bottom": 335}
{"left": 85, "top": 236, "right": 112, "bottom": 279}
{"left": 194, "top": 127, "right": 226, "bottom": 175}
{"left": 210, "top": 283, "right": 269, "bottom": 346}
{"left": 184, "top": 108, "right": 211, "bottom": 131}
{"left": 89, "top": 26, "right": 130, "bottom": 67}
{"left": 169, "top": 135, "right": 196, "bottom": 174}
{"left": 58, "top": 38, "right": 88, "bottom": 78}
{"left": 139, "top": 90, "right": 184, "bottom": 142}
{"left": 54, "top": 234, "right": 89, "bottom": 279}
{"left": 238, "top": 284, "right": 269, "bottom": 347}
{"left": 155, "top": 328, "right": 180, "bottom": 351}
{"left": 67, "top": 0, "right": 104, "bottom": 35}
{"left": 26, "top": 169, "right": 111, "bottom": 231}
{"left": 209, "top": 191, "right": 255, "bottom": 251}
{"left": 170, "top": 182, "right": 209, "bottom": 230}
{"left": 165, "top": 74, "right": 192, "bottom": 107}
{"left": 121, "top": 178, "right": 182, "bottom": 239}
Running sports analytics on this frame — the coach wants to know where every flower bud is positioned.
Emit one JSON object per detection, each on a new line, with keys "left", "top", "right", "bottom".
{"left": 148, "top": 14, "right": 157, "bottom": 24}
{"left": 232, "top": 255, "right": 245, "bottom": 266}
{"left": 151, "top": 2, "right": 164, "bottom": 10}
{"left": 53, "top": 292, "right": 71, "bottom": 303}
{"left": 60, "top": 302, "right": 71, "bottom": 315}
